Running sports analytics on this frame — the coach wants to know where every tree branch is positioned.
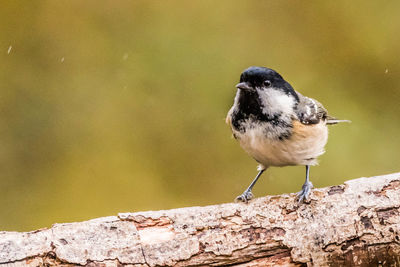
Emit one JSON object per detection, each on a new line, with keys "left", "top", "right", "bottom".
{"left": 1, "top": 173, "right": 400, "bottom": 266}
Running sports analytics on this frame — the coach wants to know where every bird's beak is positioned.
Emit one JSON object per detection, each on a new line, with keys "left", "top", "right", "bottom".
{"left": 236, "top": 82, "right": 253, "bottom": 91}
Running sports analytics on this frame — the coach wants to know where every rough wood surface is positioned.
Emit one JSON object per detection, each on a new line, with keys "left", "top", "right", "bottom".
{"left": 1, "top": 173, "right": 400, "bottom": 266}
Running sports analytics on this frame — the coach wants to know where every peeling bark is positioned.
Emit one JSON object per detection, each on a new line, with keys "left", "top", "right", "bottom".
{"left": 1, "top": 173, "right": 400, "bottom": 266}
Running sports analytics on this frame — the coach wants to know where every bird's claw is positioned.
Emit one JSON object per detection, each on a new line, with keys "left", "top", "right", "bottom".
{"left": 235, "top": 190, "right": 254, "bottom": 203}
{"left": 297, "top": 181, "right": 313, "bottom": 203}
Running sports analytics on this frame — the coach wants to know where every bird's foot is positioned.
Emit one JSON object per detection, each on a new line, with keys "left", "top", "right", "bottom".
{"left": 297, "top": 181, "right": 313, "bottom": 203}
{"left": 235, "top": 190, "right": 254, "bottom": 203}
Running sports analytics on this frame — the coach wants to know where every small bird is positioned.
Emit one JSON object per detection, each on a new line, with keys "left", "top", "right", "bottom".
{"left": 226, "top": 66, "right": 349, "bottom": 203}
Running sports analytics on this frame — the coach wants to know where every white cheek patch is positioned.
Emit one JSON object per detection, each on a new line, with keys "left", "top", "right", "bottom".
{"left": 257, "top": 88, "right": 295, "bottom": 116}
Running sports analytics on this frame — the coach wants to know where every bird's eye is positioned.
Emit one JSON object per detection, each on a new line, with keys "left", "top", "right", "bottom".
{"left": 264, "top": 80, "right": 272, "bottom": 87}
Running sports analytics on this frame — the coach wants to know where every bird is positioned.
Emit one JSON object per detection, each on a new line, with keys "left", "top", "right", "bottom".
{"left": 226, "top": 66, "right": 349, "bottom": 203}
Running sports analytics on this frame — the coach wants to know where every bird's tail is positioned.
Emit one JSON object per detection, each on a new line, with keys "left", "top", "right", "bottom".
{"left": 326, "top": 119, "right": 351, "bottom": 125}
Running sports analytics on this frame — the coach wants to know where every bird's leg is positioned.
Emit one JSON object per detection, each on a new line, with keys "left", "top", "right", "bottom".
{"left": 297, "top": 165, "right": 313, "bottom": 202}
{"left": 235, "top": 169, "right": 265, "bottom": 203}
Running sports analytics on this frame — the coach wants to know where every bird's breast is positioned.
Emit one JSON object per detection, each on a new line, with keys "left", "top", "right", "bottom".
{"left": 234, "top": 120, "right": 328, "bottom": 167}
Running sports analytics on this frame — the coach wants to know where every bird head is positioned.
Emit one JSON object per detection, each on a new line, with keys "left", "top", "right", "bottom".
{"left": 236, "top": 66, "right": 298, "bottom": 101}
{"left": 234, "top": 66, "right": 299, "bottom": 117}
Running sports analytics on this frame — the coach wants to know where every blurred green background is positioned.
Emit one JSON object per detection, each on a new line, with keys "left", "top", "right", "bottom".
{"left": 1, "top": 1, "right": 399, "bottom": 231}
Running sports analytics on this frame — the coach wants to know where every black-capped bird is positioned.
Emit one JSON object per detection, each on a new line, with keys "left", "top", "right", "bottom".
{"left": 226, "top": 66, "right": 349, "bottom": 203}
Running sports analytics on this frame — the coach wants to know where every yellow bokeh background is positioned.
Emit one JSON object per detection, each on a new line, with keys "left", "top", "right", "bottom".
{"left": 1, "top": 1, "right": 400, "bottom": 231}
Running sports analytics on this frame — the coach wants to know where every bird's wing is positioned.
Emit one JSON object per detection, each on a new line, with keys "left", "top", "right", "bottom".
{"left": 295, "top": 92, "right": 350, "bottom": 125}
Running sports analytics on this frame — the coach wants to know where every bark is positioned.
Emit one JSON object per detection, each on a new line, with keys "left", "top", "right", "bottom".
{"left": 1, "top": 173, "right": 400, "bottom": 266}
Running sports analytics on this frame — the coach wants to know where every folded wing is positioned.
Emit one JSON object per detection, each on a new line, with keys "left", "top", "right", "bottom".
{"left": 295, "top": 92, "right": 350, "bottom": 125}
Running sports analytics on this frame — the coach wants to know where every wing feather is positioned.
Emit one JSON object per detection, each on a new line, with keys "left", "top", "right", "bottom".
{"left": 295, "top": 92, "right": 350, "bottom": 125}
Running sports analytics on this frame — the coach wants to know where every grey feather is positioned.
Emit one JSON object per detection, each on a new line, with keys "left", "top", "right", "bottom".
{"left": 326, "top": 119, "right": 351, "bottom": 125}
{"left": 295, "top": 91, "right": 349, "bottom": 125}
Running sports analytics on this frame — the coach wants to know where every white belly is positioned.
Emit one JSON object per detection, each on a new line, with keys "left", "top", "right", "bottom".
{"left": 236, "top": 121, "right": 328, "bottom": 168}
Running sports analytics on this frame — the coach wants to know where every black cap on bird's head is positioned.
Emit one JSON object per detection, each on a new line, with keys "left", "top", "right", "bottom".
{"left": 236, "top": 66, "right": 299, "bottom": 101}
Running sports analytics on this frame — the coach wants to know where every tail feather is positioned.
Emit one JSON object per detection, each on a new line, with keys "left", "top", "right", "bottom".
{"left": 326, "top": 119, "right": 351, "bottom": 125}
